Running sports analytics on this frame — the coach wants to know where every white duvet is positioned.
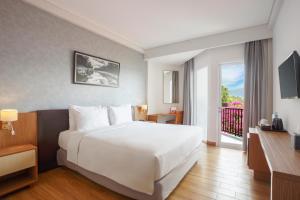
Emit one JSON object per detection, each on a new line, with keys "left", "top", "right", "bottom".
{"left": 66, "top": 121, "right": 202, "bottom": 195}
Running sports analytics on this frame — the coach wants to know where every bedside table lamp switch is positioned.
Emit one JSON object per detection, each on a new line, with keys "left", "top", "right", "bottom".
{"left": 0, "top": 109, "right": 18, "bottom": 135}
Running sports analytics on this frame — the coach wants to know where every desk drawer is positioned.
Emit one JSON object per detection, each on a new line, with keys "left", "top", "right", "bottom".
{"left": 0, "top": 150, "right": 35, "bottom": 176}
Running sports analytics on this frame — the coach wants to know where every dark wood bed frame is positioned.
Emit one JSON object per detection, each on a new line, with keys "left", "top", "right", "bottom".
{"left": 37, "top": 109, "right": 69, "bottom": 172}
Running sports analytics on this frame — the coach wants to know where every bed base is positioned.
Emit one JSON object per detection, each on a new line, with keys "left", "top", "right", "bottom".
{"left": 57, "top": 146, "right": 201, "bottom": 200}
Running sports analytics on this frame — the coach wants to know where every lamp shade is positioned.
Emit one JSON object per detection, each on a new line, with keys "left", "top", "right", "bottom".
{"left": 0, "top": 109, "right": 18, "bottom": 122}
{"left": 141, "top": 105, "right": 148, "bottom": 111}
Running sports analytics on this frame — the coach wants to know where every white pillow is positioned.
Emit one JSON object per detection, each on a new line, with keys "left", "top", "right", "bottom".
{"left": 69, "top": 107, "right": 76, "bottom": 130}
{"left": 109, "top": 105, "right": 133, "bottom": 125}
{"left": 69, "top": 105, "right": 109, "bottom": 131}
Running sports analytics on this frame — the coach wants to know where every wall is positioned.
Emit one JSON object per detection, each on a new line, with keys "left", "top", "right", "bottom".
{"left": 194, "top": 44, "right": 244, "bottom": 143}
{"left": 147, "top": 63, "right": 184, "bottom": 114}
{"left": 0, "top": 0, "right": 147, "bottom": 112}
{"left": 195, "top": 63, "right": 209, "bottom": 141}
{"left": 273, "top": 0, "right": 300, "bottom": 133}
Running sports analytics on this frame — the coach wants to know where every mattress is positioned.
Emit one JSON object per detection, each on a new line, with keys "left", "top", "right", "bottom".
{"left": 58, "top": 130, "right": 74, "bottom": 150}
{"left": 57, "top": 146, "right": 201, "bottom": 200}
{"left": 63, "top": 121, "right": 202, "bottom": 195}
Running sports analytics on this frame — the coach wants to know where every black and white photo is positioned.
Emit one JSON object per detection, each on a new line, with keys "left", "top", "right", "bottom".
{"left": 74, "top": 51, "right": 120, "bottom": 87}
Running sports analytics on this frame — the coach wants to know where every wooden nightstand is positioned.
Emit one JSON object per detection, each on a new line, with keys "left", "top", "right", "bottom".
{"left": 0, "top": 144, "right": 38, "bottom": 196}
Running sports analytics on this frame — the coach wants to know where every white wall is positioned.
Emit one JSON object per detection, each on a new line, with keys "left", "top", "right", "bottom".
{"left": 194, "top": 44, "right": 244, "bottom": 143}
{"left": 273, "top": 0, "right": 300, "bottom": 133}
{"left": 195, "top": 65, "right": 209, "bottom": 141}
{"left": 0, "top": 0, "right": 147, "bottom": 112}
{"left": 147, "top": 63, "right": 184, "bottom": 114}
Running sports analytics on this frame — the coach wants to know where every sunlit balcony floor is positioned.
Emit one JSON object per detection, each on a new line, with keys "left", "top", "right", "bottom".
{"left": 221, "top": 132, "right": 242, "bottom": 145}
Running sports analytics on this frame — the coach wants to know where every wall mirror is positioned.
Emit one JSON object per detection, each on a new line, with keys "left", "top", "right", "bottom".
{"left": 163, "top": 71, "right": 179, "bottom": 104}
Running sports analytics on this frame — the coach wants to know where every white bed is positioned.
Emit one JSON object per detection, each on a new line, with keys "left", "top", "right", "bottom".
{"left": 58, "top": 121, "right": 202, "bottom": 196}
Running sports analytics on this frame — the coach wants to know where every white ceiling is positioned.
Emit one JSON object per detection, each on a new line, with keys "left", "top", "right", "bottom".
{"left": 25, "top": 0, "right": 275, "bottom": 52}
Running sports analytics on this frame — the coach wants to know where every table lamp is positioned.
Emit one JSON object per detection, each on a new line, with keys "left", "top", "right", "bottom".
{"left": 135, "top": 105, "right": 148, "bottom": 121}
{"left": 140, "top": 105, "right": 148, "bottom": 114}
{"left": 0, "top": 109, "right": 18, "bottom": 135}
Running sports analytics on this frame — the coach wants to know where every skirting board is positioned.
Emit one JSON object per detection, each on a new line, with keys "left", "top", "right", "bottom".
{"left": 202, "top": 140, "right": 217, "bottom": 146}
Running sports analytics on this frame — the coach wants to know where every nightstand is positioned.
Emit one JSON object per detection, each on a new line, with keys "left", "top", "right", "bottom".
{"left": 0, "top": 144, "right": 38, "bottom": 196}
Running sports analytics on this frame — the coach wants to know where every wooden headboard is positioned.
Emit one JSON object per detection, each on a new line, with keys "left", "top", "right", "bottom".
{"left": 37, "top": 109, "right": 69, "bottom": 172}
{"left": 0, "top": 112, "right": 37, "bottom": 148}
{"left": 0, "top": 110, "right": 68, "bottom": 172}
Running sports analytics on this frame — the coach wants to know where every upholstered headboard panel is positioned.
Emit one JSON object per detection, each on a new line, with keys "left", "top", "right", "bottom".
{"left": 37, "top": 109, "right": 69, "bottom": 172}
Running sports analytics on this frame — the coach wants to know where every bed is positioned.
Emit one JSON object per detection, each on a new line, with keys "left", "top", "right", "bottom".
{"left": 37, "top": 109, "right": 203, "bottom": 200}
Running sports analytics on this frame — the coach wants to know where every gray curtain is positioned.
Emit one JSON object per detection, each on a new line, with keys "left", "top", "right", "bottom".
{"left": 244, "top": 39, "right": 273, "bottom": 150}
{"left": 183, "top": 58, "right": 195, "bottom": 125}
{"left": 172, "top": 71, "right": 179, "bottom": 103}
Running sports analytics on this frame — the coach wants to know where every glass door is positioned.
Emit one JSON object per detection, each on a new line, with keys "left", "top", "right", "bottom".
{"left": 219, "top": 63, "right": 244, "bottom": 149}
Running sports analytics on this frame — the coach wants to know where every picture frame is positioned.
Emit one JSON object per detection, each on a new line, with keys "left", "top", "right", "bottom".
{"left": 73, "top": 51, "right": 120, "bottom": 87}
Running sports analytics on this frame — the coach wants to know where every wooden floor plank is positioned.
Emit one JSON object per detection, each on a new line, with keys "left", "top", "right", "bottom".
{"left": 4, "top": 145, "right": 270, "bottom": 200}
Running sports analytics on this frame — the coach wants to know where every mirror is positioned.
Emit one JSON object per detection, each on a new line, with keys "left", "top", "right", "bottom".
{"left": 163, "top": 71, "right": 179, "bottom": 104}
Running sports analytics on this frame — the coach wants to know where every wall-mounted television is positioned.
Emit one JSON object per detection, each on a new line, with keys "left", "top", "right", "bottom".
{"left": 278, "top": 51, "right": 300, "bottom": 99}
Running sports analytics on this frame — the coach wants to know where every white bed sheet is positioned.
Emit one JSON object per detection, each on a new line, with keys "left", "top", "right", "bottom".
{"left": 65, "top": 121, "right": 203, "bottom": 195}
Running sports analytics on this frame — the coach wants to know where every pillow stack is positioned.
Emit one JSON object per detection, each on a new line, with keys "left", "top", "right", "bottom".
{"left": 69, "top": 104, "right": 133, "bottom": 131}
{"left": 69, "top": 105, "right": 110, "bottom": 131}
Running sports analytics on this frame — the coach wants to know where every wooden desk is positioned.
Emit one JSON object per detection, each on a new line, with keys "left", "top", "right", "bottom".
{"left": 147, "top": 111, "right": 183, "bottom": 124}
{"left": 248, "top": 128, "right": 300, "bottom": 200}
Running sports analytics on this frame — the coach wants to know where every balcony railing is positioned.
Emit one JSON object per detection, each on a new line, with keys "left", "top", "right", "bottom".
{"left": 221, "top": 107, "right": 243, "bottom": 137}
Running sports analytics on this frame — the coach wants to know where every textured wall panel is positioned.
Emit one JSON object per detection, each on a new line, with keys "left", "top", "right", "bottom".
{"left": 0, "top": 0, "right": 146, "bottom": 111}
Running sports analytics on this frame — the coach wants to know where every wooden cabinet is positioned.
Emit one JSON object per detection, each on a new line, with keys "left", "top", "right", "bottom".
{"left": 0, "top": 144, "right": 38, "bottom": 197}
{"left": 248, "top": 127, "right": 300, "bottom": 200}
{"left": 247, "top": 129, "right": 270, "bottom": 181}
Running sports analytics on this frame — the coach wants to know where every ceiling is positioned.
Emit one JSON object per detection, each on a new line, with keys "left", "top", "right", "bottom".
{"left": 148, "top": 50, "right": 204, "bottom": 66}
{"left": 26, "top": 0, "right": 275, "bottom": 52}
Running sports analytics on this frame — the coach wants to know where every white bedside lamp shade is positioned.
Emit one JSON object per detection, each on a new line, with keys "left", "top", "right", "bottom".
{"left": 0, "top": 109, "right": 18, "bottom": 122}
{"left": 141, "top": 105, "right": 148, "bottom": 112}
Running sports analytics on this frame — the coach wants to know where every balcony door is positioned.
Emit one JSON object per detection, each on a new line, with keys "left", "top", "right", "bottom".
{"left": 218, "top": 63, "right": 244, "bottom": 149}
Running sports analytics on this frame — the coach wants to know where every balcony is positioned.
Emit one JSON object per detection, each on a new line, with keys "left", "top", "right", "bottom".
{"left": 221, "top": 107, "right": 243, "bottom": 138}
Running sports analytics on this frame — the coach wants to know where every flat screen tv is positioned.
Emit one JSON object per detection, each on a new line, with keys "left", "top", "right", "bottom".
{"left": 278, "top": 51, "right": 300, "bottom": 99}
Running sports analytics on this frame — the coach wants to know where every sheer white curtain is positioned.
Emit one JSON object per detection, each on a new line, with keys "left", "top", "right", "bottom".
{"left": 183, "top": 57, "right": 208, "bottom": 142}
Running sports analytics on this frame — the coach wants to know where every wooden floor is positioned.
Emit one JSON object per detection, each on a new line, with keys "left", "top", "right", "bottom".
{"left": 4, "top": 145, "right": 270, "bottom": 200}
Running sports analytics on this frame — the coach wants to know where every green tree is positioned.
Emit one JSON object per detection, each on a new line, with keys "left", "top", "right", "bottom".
{"left": 221, "top": 85, "right": 230, "bottom": 104}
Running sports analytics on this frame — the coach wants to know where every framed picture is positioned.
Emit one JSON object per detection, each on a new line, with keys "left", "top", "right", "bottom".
{"left": 74, "top": 51, "right": 120, "bottom": 87}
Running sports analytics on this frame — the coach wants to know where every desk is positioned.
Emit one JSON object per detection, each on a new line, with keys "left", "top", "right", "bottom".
{"left": 147, "top": 111, "right": 183, "bottom": 124}
{"left": 248, "top": 128, "right": 300, "bottom": 200}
